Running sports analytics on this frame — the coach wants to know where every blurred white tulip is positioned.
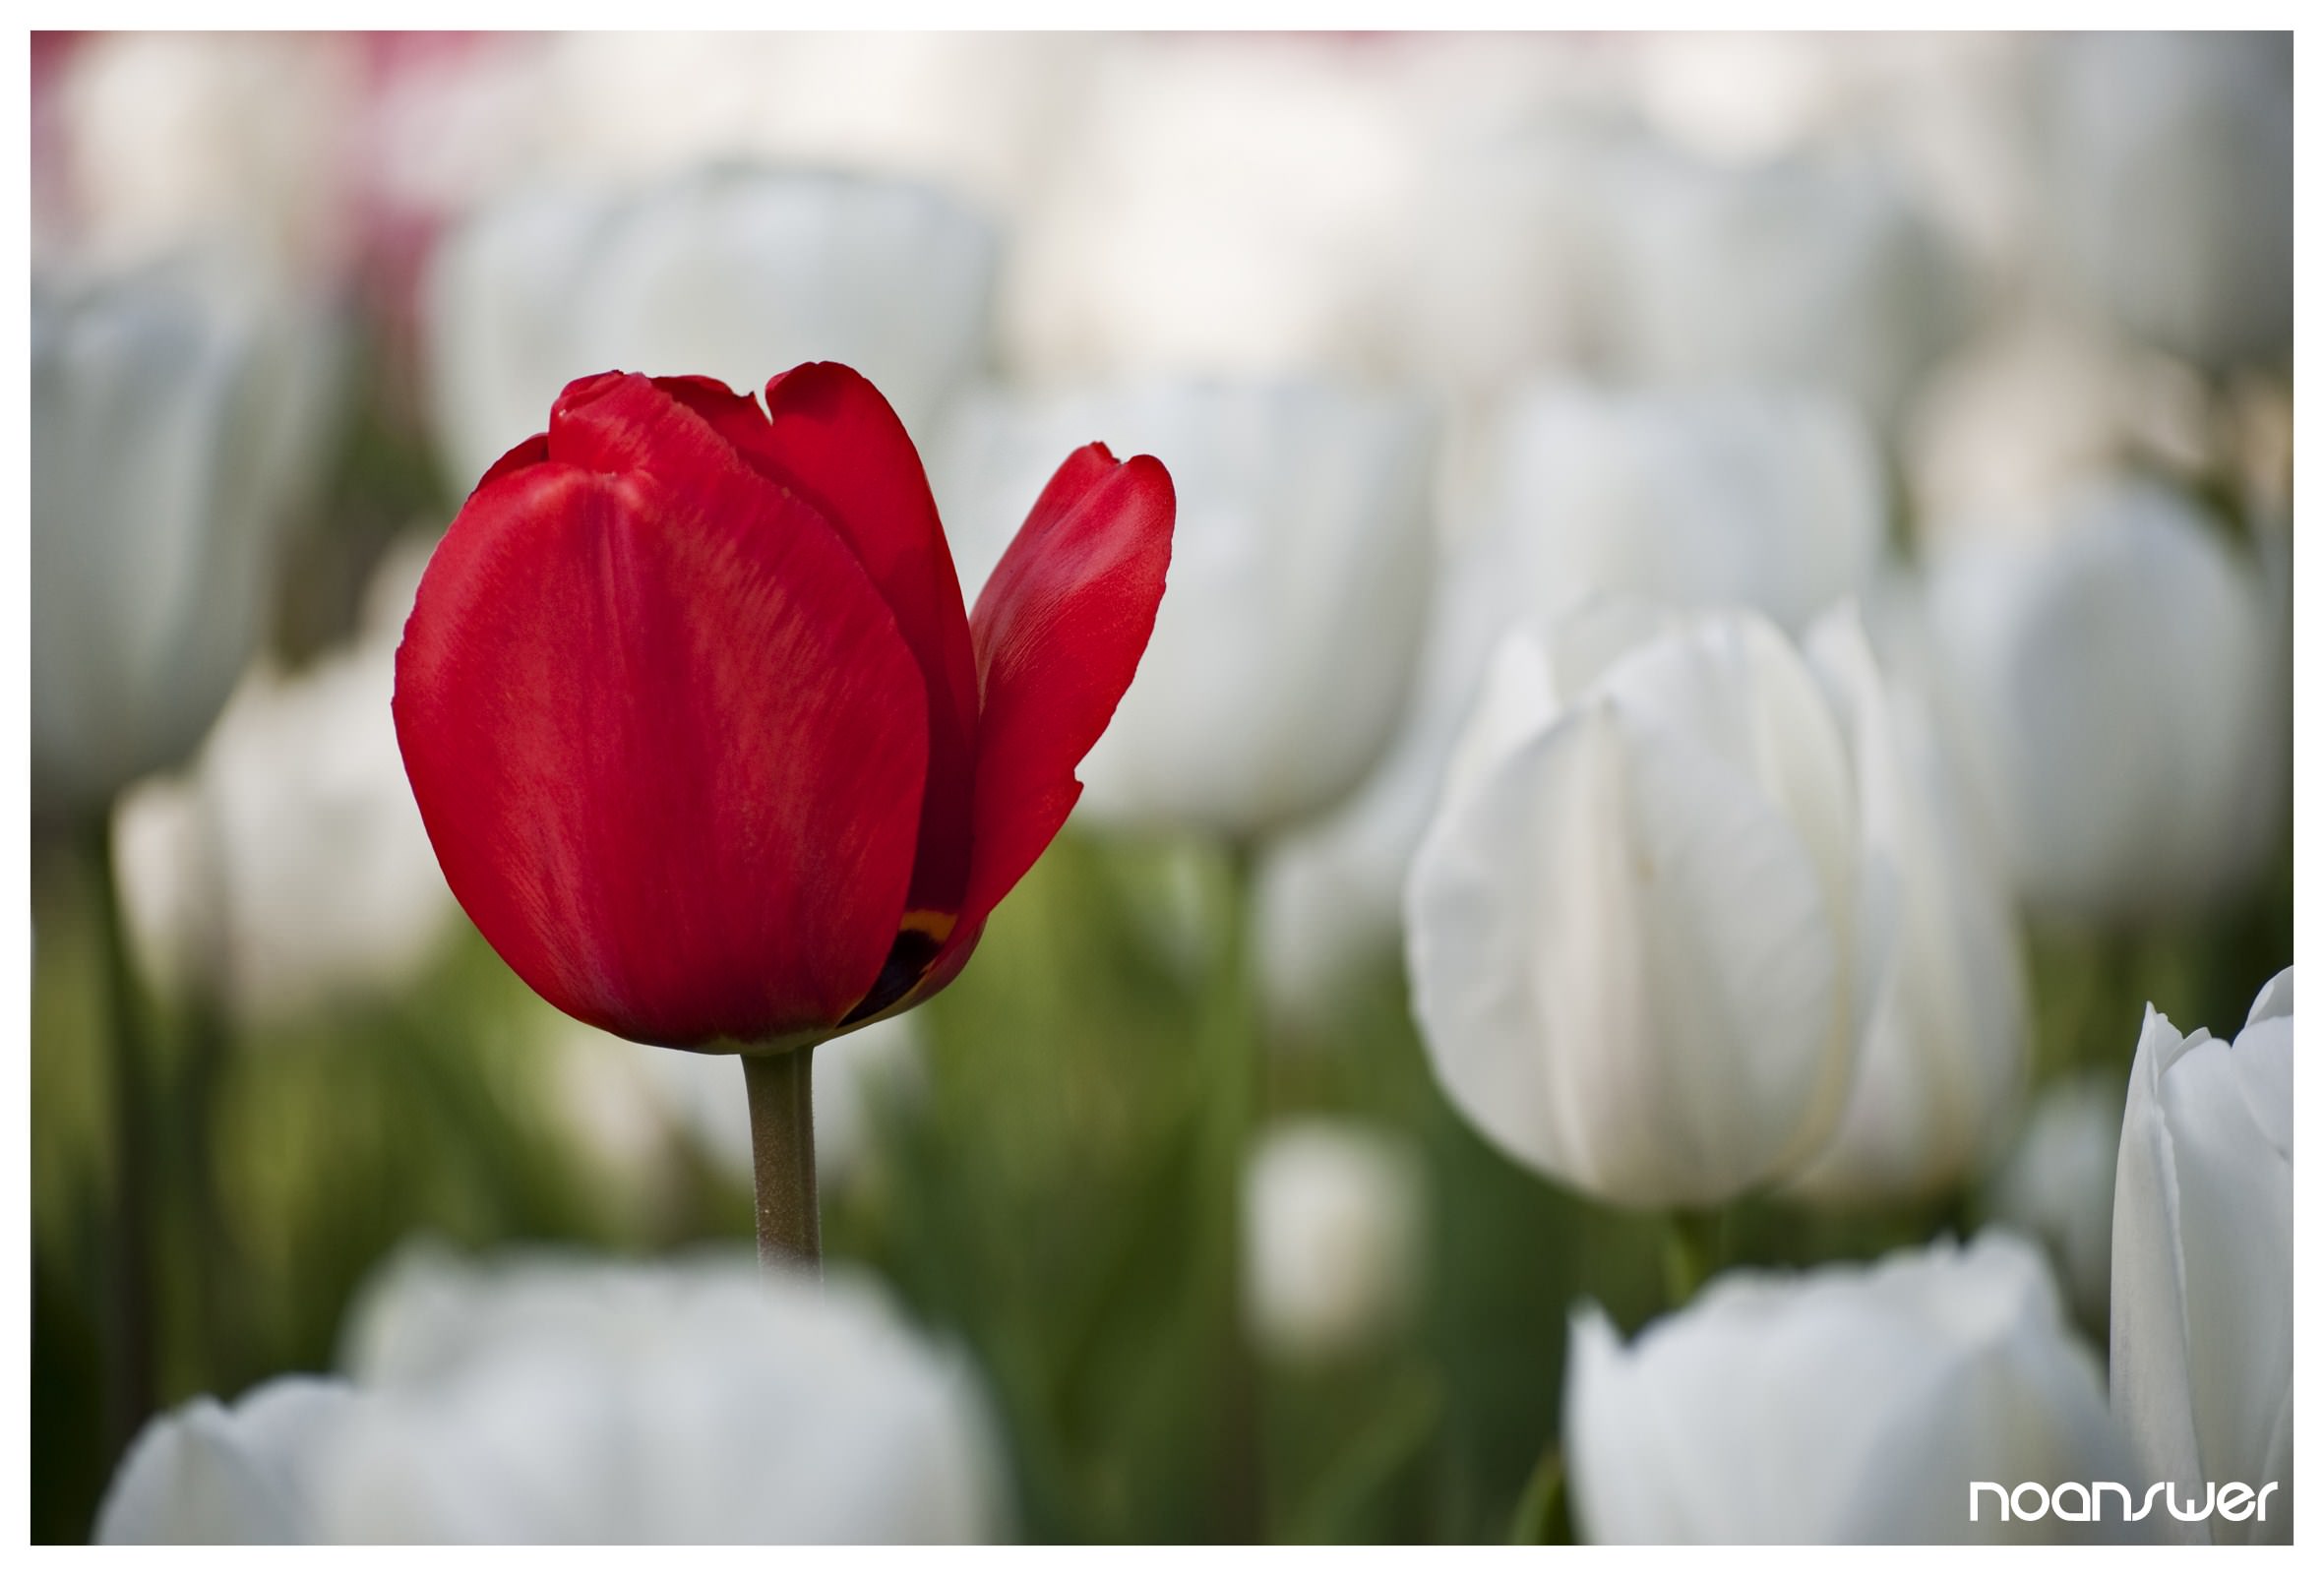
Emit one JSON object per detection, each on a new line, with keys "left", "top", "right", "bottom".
{"left": 528, "top": 33, "right": 1088, "bottom": 224}
{"left": 1988, "top": 1072, "right": 2124, "bottom": 1330}
{"left": 48, "top": 32, "right": 357, "bottom": 279}
{"left": 1784, "top": 607, "right": 2028, "bottom": 1204}
{"left": 31, "top": 252, "right": 339, "bottom": 823}
{"left": 2046, "top": 32, "right": 2291, "bottom": 370}
{"left": 1001, "top": 36, "right": 1423, "bottom": 382}
{"left": 1260, "top": 382, "right": 1884, "bottom": 1023}
{"left": 95, "top": 1376, "right": 355, "bottom": 1545}
{"left": 1405, "top": 604, "right": 1864, "bottom": 1207}
{"left": 937, "top": 379, "right": 1437, "bottom": 841}
{"left": 550, "top": 1012, "right": 926, "bottom": 1203}
{"left": 1904, "top": 312, "right": 2214, "bottom": 529}
{"left": 1597, "top": 142, "right": 1967, "bottom": 429}
{"left": 2110, "top": 968, "right": 2293, "bottom": 1544}
{"left": 423, "top": 165, "right": 998, "bottom": 489}
{"left": 1242, "top": 1118, "right": 1424, "bottom": 1364}
{"left": 111, "top": 535, "right": 456, "bottom": 1024}
{"left": 1566, "top": 1232, "right": 2140, "bottom": 1543}
{"left": 100, "top": 1245, "right": 1008, "bottom": 1544}
{"left": 1922, "top": 480, "right": 2286, "bottom": 922}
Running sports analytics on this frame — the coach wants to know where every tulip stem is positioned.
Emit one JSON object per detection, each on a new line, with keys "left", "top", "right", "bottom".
{"left": 1660, "top": 1208, "right": 1723, "bottom": 1308}
{"left": 1202, "top": 839, "right": 1264, "bottom": 1541}
{"left": 85, "top": 818, "right": 159, "bottom": 1458}
{"left": 742, "top": 1048, "right": 820, "bottom": 1273}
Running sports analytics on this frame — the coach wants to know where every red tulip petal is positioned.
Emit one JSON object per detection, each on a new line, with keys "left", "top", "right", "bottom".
{"left": 958, "top": 443, "right": 1175, "bottom": 930}
{"left": 395, "top": 373, "right": 928, "bottom": 1048}
{"left": 750, "top": 363, "right": 982, "bottom": 918}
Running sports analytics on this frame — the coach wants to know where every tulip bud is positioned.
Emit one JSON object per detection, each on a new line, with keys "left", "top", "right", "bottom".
{"left": 423, "top": 166, "right": 998, "bottom": 491}
{"left": 1242, "top": 1118, "right": 1424, "bottom": 1364}
{"left": 394, "top": 365, "right": 1172, "bottom": 1052}
{"left": 112, "top": 534, "right": 457, "bottom": 1024}
{"left": 1406, "top": 603, "right": 1863, "bottom": 1207}
{"left": 1566, "top": 1232, "right": 2140, "bottom": 1543}
{"left": 1922, "top": 479, "right": 2286, "bottom": 923}
{"left": 2110, "top": 968, "right": 2293, "bottom": 1544}
{"left": 1260, "top": 380, "right": 1884, "bottom": 1023}
{"left": 32, "top": 252, "right": 339, "bottom": 822}
{"left": 1001, "top": 37, "right": 1421, "bottom": 382}
{"left": 938, "top": 380, "right": 1436, "bottom": 841}
{"left": 1594, "top": 141, "right": 1967, "bottom": 429}
{"left": 98, "top": 1247, "right": 1008, "bottom": 1543}
{"left": 2045, "top": 31, "right": 2291, "bottom": 370}
{"left": 1783, "top": 607, "right": 2028, "bottom": 1204}
{"left": 1988, "top": 1072, "right": 2124, "bottom": 1330}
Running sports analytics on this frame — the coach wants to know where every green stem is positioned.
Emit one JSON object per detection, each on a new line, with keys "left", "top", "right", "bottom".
{"left": 86, "top": 818, "right": 157, "bottom": 1457}
{"left": 1660, "top": 1207, "right": 1722, "bottom": 1310}
{"left": 741, "top": 1048, "right": 820, "bottom": 1273}
{"left": 1203, "top": 839, "right": 1263, "bottom": 1542}
{"left": 178, "top": 1001, "right": 243, "bottom": 1389}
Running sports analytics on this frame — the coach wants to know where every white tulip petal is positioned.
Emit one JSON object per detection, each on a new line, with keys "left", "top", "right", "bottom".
{"left": 1568, "top": 1234, "right": 2137, "bottom": 1544}
{"left": 95, "top": 1376, "right": 357, "bottom": 1545}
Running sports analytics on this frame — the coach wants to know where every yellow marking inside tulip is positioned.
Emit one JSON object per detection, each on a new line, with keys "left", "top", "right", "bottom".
{"left": 900, "top": 909, "right": 956, "bottom": 945}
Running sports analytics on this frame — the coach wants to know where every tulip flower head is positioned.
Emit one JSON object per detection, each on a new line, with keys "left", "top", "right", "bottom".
{"left": 394, "top": 363, "right": 1173, "bottom": 1053}
{"left": 2110, "top": 968, "right": 2293, "bottom": 1544}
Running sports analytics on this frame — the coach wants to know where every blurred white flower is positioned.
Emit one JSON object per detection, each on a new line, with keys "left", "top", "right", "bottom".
{"left": 1260, "top": 381, "right": 1884, "bottom": 1023}
{"left": 550, "top": 1011, "right": 926, "bottom": 1203}
{"left": 1988, "top": 1072, "right": 2124, "bottom": 1330}
{"left": 1566, "top": 1232, "right": 2139, "bottom": 1543}
{"left": 1242, "top": 1118, "right": 1424, "bottom": 1364}
{"left": 111, "top": 535, "right": 456, "bottom": 1025}
{"left": 100, "top": 1245, "right": 1008, "bottom": 1544}
{"left": 1395, "top": 115, "right": 1614, "bottom": 396}
{"left": 937, "top": 379, "right": 1437, "bottom": 841}
{"left": 2110, "top": 968, "right": 2293, "bottom": 1545}
{"left": 47, "top": 31, "right": 358, "bottom": 279}
{"left": 1922, "top": 480, "right": 2286, "bottom": 922}
{"left": 1405, "top": 604, "right": 1864, "bottom": 1207}
{"left": 95, "top": 1376, "right": 355, "bottom": 1545}
{"left": 1001, "top": 36, "right": 1423, "bottom": 382}
{"left": 31, "top": 252, "right": 339, "bottom": 822}
{"left": 1596, "top": 142, "right": 1967, "bottom": 429}
{"left": 1783, "top": 607, "right": 2028, "bottom": 1205}
{"left": 1903, "top": 312, "right": 2214, "bottom": 530}
{"left": 423, "top": 165, "right": 998, "bottom": 490}
{"left": 528, "top": 33, "right": 1088, "bottom": 224}
{"left": 2045, "top": 31, "right": 2291, "bottom": 370}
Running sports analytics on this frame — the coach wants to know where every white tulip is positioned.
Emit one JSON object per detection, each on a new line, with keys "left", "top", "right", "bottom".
{"left": 935, "top": 379, "right": 1437, "bottom": 841}
{"left": 527, "top": 33, "right": 1089, "bottom": 224}
{"left": 423, "top": 165, "right": 998, "bottom": 490}
{"left": 2045, "top": 32, "right": 2291, "bottom": 369}
{"left": 94, "top": 1375, "right": 356, "bottom": 1545}
{"left": 1922, "top": 479, "right": 2286, "bottom": 922}
{"left": 1405, "top": 604, "right": 1863, "bottom": 1207}
{"left": 550, "top": 1011, "right": 926, "bottom": 1200}
{"left": 48, "top": 32, "right": 357, "bottom": 279}
{"left": 98, "top": 1245, "right": 1008, "bottom": 1544}
{"left": 1242, "top": 1118, "right": 1424, "bottom": 1364}
{"left": 1260, "top": 382, "right": 1884, "bottom": 1022}
{"left": 32, "top": 253, "right": 338, "bottom": 822}
{"left": 2110, "top": 968, "right": 2293, "bottom": 1544}
{"left": 1988, "top": 1072, "right": 2125, "bottom": 1329}
{"left": 1000, "top": 36, "right": 1422, "bottom": 382}
{"left": 1566, "top": 1232, "right": 2140, "bottom": 1543}
{"left": 1595, "top": 142, "right": 1967, "bottom": 429}
{"left": 1784, "top": 606, "right": 2028, "bottom": 1204}
{"left": 111, "top": 534, "right": 456, "bottom": 1023}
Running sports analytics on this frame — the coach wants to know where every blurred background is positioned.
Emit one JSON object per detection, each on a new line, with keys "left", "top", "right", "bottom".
{"left": 29, "top": 30, "right": 2292, "bottom": 1544}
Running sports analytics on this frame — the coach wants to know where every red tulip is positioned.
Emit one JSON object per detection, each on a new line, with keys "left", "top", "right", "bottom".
{"left": 394, "top": 363, "right": 1174, "bottom": 1051}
